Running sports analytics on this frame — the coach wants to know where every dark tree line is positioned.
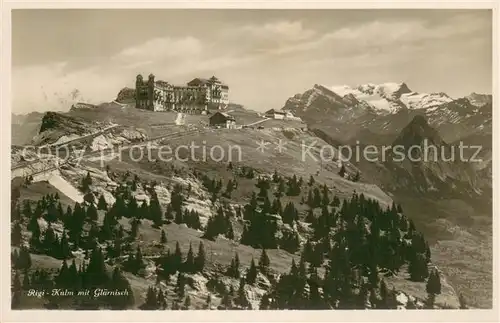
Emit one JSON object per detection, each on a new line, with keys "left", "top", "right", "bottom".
{"left": 154, "top": 241, "right": 206, "bottom": 281}
{"left": 12, "top": 246, "right": 134, "bottom": 310}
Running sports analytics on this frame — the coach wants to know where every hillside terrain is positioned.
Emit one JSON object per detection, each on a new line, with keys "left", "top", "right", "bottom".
{"left": 10, "top": 84, "right": 489, "bottom": 310}
{"left": 283, "top": 83, "right": 491, "bottom": 145}
{"left": 281, "top": 82, "right": 492, "bottom": 308}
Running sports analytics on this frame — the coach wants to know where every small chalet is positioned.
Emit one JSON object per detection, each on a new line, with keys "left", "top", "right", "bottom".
{"left": 209, "top": 112, "right": 236, "bottom": 128}
{"left": 265, "top": 109, "right": 287, "bottom": 119}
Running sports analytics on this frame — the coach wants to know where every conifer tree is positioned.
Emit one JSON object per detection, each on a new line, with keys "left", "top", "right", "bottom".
{"left": 42, "top": 224, "right": 56, "bottom": 253}
{"left": 246, "top": 258, "right": 258, "bottom": 285}
{"left": 308, "top": 175, "right": 315, "bottom": 187}
{"left": 87, "top": 203, "right": 98, "bottom": 222}
{"left": 170, "top": 184, "right": 184, "bottom": 216}
{"left": 338, "top": 164, "right": 346, "bottom": 178}
{"left": 424, "top": 293, "right": 435, "bottom": 309}
{"left": 13, "top": 270, "right": 22, "bottom": 291}
{"left": 184, "top": 243, "right": 195, "bottom": 273}
{"left": 174, "top": 207, "right": 184, "bottom": 224}
{"left": 321, "top": 185, "right": 330, "bottom": 206}
{"left": 22, "top": 270, "right": 30, "bottom": 290}
{"left": 22, "top": 200, "right": 33, "bottom": 218}
{"left": 331, "top": 195, "right": 341, "bottom": 208}
{"left": 29, "top": 222, "right": 41, "bottom": 251}
{"left": 84, "top": 192, "right": 96, "bottom": 205}
{"left": 175, "top": 272, "right": 186, "bottom": 298}
{"left": 45, "top": 203, "right": 58, "bottom": 223}
{"left": 108, "top": 237, "right": 122, "bottom": 259}
{"left": 68, "top": 259, "right": 79, "bottom": 289}
{"left": 406, "top": 297, "right": 417, "bottom": 309}
{"left": 134, "top": 246, "right": 144, "bottom": 275}
{"left": 108, "top": 267, "right": 134, "bottom": 309}
{"left": 157, "top": 289, "right": 166, "bottom": 309}
{"left": 459, "top": 293, "right": 468, "bottom": 309}
{"left": 56, "top": 202, "right": 64, "bottom": 220}
{"left": 276, "top": 180, "right": 285, "bottom": 198}
{"left": 280, "top": 230, "right": 300, "bottom": 254}
{"left": 368, "top": 289, "right": 378, "bottom": 309}
{"left": 81, "top": 172, "right": 93, "bottom": 193}
{"left": 224, "top": 179, "right": 234, "bottom": 198}
{"left": 59, "top": 231, "right": 71, "bottom": 259}
{"left": 271, "top": 198, "right": 283, "bottom": 215}
{"left": 55, "top": 260, "right": 70, "bottom": 288}
{"left": 272, "top": 170, "right": 279, "bottom": 182}
{"left": 235, "top": 277, "right": 250, "bottom": 309}
{"left": 11, "top": 271, "right": 22, "bottom": 309}
{"left": 182, "top": 295, "right": 191, "bottom": 310}
{"left": 425, "top": 242, "right": 432, "bottom": 263}
{"left": 171, "top": 300, "right": 180, "bottom": 310}
{"left": 313, "top": 188, "right": 322, "bottom": 208}
{"left": 227, "top": 252, "right": 241, "bottom": 278}
{"left": 426, "top": 269, "right": 442, "bottom": 295}
{"left": 97, "top": 195, "right": 108, "bottom": 211}
{"left": 86, "top": 247, "right": 108, "bottom": 287}
{"left": 227, "top": 223, "right": 235, "bottom": 240}
{"left": 12, "top": 222, "right": 22, "bottom": 246}
{"left": 164, "top": 204, "right": 174, "bottom": 222}
{"left": 282, "top": 202, "right": 298, "bottom": 225}
{"left": 143, "top": 286, "right": 159, "bottom": 310}
{"left": 173, "top": 242, "right": 183, "bottom": 270}
{"left": 305, "top": 208, "right": 315, "bottom": 223}
{"left": 127, "top": 198, "right": 139, "bottom": 219}
{"left": 259, "top": 294, "right": 270, "bottom": 310}
{"left": 379, "top": 279, "right": 389, "bottom": 309}
{"left": 408, "top": 252, "right": 429, "bottom": 282}
{"left": 204, "top": 294, "right": 212, "bottom": 310}
{"left": 160, "top": 229, "right": 167, "bottom": 244}
{"left": 220, "top": 289, "right": 233, "bottom": 309}
{"left": 307, "top": 190, "right": 314, "bottom": 208}
{"left": 11, "top": 250, "right": 19, "bottom": 268}
{"left": 368, "top": 265, "right": 379, "bottom": 288}
{"left": 258, "top": 249, "right": 270, "bottom": 274}
{"left": 194, "top": 241, "right": 206, "bottom": 272}
{"left": 149, "top": 194, "right": 163, "bottom": 227}
{"left": 130, "top": 217, "right": 140, "bottom": 239}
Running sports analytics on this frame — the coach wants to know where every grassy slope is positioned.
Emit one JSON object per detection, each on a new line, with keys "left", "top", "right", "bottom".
{"left": 312, "top": 117, "right": 492, "bottom": 309}
{"left": 398, "top": 196, "right": 492, "bottom": 308}
{"left": 17, "top": 219, "right": 297, "bottom": 309}
{"left": 11, "top": 105, "right": 466, "bottom": 309}
{"left": 13, "top": 159, "right": 462, "bottom": 309}
{"left": 163, "top": 128, "right": 393, "bottom": 207}
{"left": 16, "top": 181, "right": 76, "bottom": 209}
{"left": 68, "top": 103, "right": 263, "bottom": 137}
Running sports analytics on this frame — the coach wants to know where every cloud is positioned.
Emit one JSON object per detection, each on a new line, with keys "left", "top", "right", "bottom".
{"left": 12, "top": 13, "right": 491, "bottom": 114}
{"left": 12, "top": 62, "right": 125, "bottom": 113}
{"left": 113, "top": 36, "right": 203, "bottom": 63}
{"left": 219, "top": 20, "right": 316, "bottom": 56}
{"left": 326, "top": 13, "right": 490, "bottom": 46}
{"left": 328, "top": 20, "right": 427, "bottom": 43}
{"left": 241, "top": 20, "right": 316, "bottom": 41}
{"left": 265, "top": 13, "right": 491, "bottom": 63}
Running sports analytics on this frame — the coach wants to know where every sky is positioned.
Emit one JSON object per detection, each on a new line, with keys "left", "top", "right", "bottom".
{"left": 12, "top": 9, "right": 492, "bottom": 114}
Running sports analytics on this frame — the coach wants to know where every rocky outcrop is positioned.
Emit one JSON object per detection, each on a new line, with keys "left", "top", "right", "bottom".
{"left": 116, "top": 87, "right": 136, "bottom": 103}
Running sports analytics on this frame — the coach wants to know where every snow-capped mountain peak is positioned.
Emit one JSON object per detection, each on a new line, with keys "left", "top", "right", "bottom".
{"left": 328, "top": 82, "right": 453, "bottom": 114}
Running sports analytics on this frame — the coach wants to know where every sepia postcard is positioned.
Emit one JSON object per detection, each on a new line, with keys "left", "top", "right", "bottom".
{"left": 1, "top": 1, "right": 498, "bottom": 322}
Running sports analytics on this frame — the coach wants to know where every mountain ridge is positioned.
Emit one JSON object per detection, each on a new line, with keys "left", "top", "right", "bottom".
{"left": 10, "top": 89, "right": 491, "bottom": 309}
{"left": 282, "top": 82, "right": 491, "bottom": 144}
